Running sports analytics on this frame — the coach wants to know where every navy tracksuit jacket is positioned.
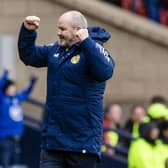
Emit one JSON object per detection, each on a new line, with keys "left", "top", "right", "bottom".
{"left": 18, "top": 25, "right": 115, "bottom": 156}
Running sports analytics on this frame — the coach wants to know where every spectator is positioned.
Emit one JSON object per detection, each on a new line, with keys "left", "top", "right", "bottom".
{"left": 102, "top": 103, "right": 123, "bottom": 155}
{"left": 0, "top": 70, "right": 37, "bottom": 167}
{"left": 125, "top": 105, "right": 149, "bottom": 138}
{"left": 128, "top": 122, "right": 166, "bottom": 168}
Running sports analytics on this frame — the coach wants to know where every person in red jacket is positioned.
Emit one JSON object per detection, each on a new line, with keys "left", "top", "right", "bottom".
{"left": 102, "top": 103, "right": 123, "bottom": 155}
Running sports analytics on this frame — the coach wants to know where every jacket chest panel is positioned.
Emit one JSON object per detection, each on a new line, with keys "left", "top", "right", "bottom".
{"left": 48, "top": 49, "right": 86, "bottom": 78}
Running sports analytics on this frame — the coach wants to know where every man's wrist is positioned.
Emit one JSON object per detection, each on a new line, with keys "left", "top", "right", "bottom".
{"left": 22, "top": 23, "right": 36, "bottom": 33}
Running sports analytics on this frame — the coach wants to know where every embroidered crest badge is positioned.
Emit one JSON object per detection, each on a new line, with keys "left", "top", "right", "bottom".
{"left": 71, "top": 55, "right": 80, "bottom": 64}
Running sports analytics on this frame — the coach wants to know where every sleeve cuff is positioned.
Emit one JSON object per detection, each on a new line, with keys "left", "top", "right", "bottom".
{"left": 80, "top": 37, "right": 95, "bottom": 50}
{"left": 21, "top": 23, "right": 37, "bottom": 34}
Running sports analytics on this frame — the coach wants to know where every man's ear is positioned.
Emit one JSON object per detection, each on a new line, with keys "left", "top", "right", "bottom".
{"left": 74, "top": 27, "right": 81, "bottom": 32}
{"left": 74, "top": 27, "right": 81, "bottom": 39}
{"left": 76, "top": 26, "right": 81, "bottom": 30}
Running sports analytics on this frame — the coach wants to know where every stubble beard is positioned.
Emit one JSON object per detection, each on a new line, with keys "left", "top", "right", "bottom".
{"left": 58, "top": 38, "right": 72, "bottom": 48}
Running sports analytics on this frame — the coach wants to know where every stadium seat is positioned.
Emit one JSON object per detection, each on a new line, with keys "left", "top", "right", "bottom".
{"left": 160, "top": 9, "right": 168, "bottom": 26}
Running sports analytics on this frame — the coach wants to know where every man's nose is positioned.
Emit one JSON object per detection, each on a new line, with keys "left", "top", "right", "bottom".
{"left": 57, "top": 30, "right": 62, "bottom": 36}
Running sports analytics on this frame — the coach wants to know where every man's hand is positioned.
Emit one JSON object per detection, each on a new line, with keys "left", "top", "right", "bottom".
{"left": 23, "top": 16, "right": 40, "bottom": 30}
{"left": 30, "top": 74, "right": 38, "bottom": 83}
{"left": 76, "top": 29, "right": 89, "bottom": 42}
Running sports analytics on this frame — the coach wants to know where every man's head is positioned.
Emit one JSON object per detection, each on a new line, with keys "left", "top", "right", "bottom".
{"left": 140, "top": 122, "right": 159, "bottom": 142}
{"left": 104, "top": 103, "right": 123, "bottom": 125}
{"left": 57, "top": 11, "right": 87, "bottom": 47}
{"left": 3, "top": 79, "right": 16, "bottom": 97}
{"left": 130, "top": 105, "right": 146, "bottom": 123}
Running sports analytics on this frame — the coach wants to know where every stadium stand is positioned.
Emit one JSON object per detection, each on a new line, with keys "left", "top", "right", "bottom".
{"left": 103, "top": 0, "right": 168, "bottom": 26}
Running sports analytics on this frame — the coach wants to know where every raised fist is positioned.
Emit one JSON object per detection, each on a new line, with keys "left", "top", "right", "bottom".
{"left": 76, "top": 29, "right": 89, "bottom": 42}
{"left": 23, "top": 16, "right": 40, "bottom": 30}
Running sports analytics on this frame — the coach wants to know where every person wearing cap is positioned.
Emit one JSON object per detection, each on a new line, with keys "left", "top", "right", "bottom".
{"left": 0, "top": 70, "right": 37, "bottom": 167}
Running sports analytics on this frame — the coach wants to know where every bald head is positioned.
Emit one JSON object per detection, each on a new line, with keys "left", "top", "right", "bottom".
{"left": 57, "top": 11, "right": 88, "bottom": 47}
{"left": 60, "top": 11, "right": 88, "bottom": 29}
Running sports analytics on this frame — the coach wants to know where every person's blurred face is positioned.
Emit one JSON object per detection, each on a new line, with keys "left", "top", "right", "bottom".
{"left": 163, "top": 129, "right": 168, "bottom": 139}
{"left": 106, "top": 104, "right": 123, "bottom": 124}
{"left": 57, "top": 15, "right": 78, "bottom": 47}
{"left": 5, "top": 85, "right": 16, "bottom": 97}
{"left": 131, "top": 106, "right": 146, "bottom": 123}
{"left": 150, "top": 127, "right": 159, "bottom": 140}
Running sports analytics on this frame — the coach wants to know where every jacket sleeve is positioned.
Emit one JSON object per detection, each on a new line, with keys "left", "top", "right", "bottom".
{"left": 0, "top": 70, "right": 8, "bottom": 89}
{"left": 16, "top": 77, "right": 37, "bottom": 102}
{"left": 0, "top": 70, "right": 9, "bottom": 100}
{"left": 80, "top": 37, "right": 115, "bottom": 82}
{"left": 18, "top": 24, "right": 51, "bottom": 67}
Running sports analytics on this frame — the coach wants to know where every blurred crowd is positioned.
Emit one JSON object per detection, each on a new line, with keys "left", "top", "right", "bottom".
{"left": 102, "top": 96, "right": 168, "bottom": 168}
{"left": 103, "top": 0, "right": 168, "bottom": 26}
{"left": 1, "top": 68, "right": 168, "bottom": 168}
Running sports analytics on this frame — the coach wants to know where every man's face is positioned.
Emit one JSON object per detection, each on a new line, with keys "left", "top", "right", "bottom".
{"left": 57, "top": 16, "right": 78, "bottom": 47}
{"left": 150, "top": 127, "right": 159, "bottom": 140}
{"left": 131, "top": 107, "right": 146, "bottom": 123}
{"left": 6, "top": 85, "right": 16, "bottom": 97}
{"left": 107, "top": 104, "right": 123, "bottom": 124}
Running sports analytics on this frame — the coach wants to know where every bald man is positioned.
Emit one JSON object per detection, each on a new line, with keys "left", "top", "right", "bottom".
{"left": 18, "top": 11, "right": 115, "bottom": 168}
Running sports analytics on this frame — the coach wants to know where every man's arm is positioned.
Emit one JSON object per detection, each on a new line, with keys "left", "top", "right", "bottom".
{"left": 0, "top": 69, "right": 9, "bottom": 89}
{"left": 0, "top": 70, "right": 9, "bottom": 99}
{"left": 18, "top": 16, "right": 51, "bottom": 67}
{"left": 77, "top": 29, "right": 115, "bottom": 82}
{"left": 16, "top": 74, "right": 38, "bottom": 102}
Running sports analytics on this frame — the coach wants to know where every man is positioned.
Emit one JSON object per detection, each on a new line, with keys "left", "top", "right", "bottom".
{"left": 102, "top": 103, "right": 123, "bottom": 155}
{"left": 18, "top": 11, "right": 115, "bottom": 168}
{"left": 0, "top": 70, "right": 37, "bottom": 167}
{"left": 125, "top": 105, "right": 149, "bottom": 138}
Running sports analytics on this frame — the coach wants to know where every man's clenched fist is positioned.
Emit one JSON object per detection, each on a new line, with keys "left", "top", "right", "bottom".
{"left": 24, "top": 16, "right": 40, "bottom": 30}
{"left": 76, "top": 29, "right": 89, "bottom": 42}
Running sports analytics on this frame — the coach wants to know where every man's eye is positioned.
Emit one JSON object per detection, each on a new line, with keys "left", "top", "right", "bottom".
{"left": 61, "top": 28, "right": 66, "bottom": 31}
